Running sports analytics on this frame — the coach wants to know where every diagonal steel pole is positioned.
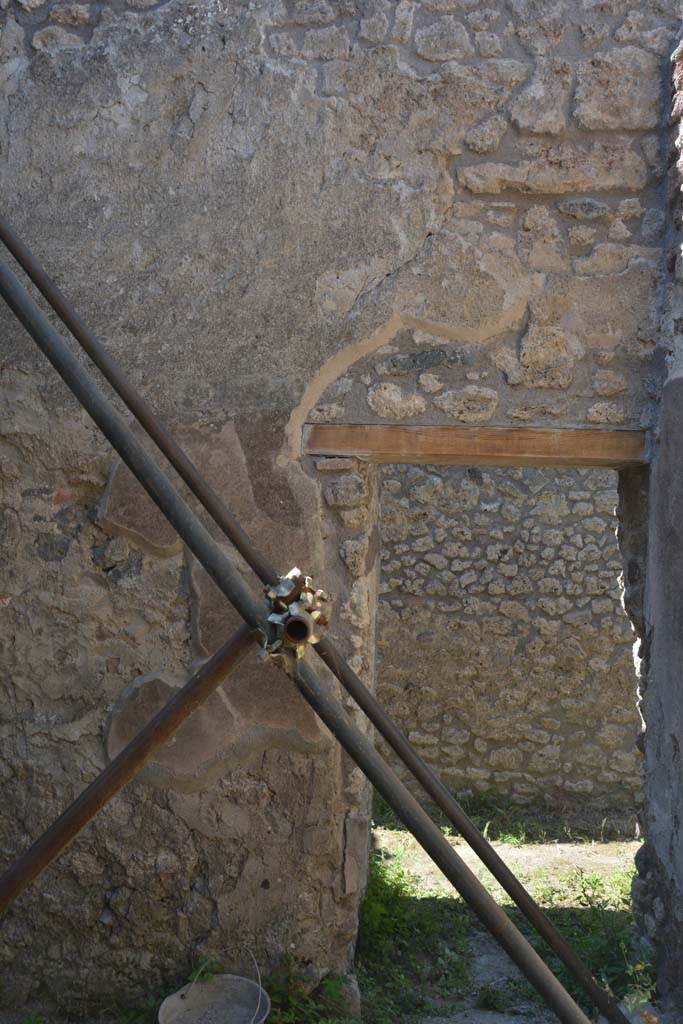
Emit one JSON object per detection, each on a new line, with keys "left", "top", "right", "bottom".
{"left": 0, "top": 625, "right": 255, "bottom": 913}
{"left": 0, "top": 257, "right": 595, "bottom": 1024}
{"left": 0, "top": 218, "right": 630, "bottom": 1024}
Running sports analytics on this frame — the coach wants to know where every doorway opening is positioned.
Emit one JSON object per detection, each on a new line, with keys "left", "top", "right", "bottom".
{"left": 375, "top": 463, "right": 641, "bottom": 840}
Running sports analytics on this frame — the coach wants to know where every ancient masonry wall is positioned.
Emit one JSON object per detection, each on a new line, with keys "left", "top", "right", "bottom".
{"left": 0, "top": 0, "right": 679, "bottom": 1013}
{"left": 627, "top": 32, "right": 683, "bottom": 1017}
{"left": 376, "top": 465, "right": 641, "bottom": 818}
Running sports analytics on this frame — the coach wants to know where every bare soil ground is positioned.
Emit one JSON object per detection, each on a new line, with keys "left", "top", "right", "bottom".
{"left": 371, "top": 829, "right": 650, "bottom": 1024}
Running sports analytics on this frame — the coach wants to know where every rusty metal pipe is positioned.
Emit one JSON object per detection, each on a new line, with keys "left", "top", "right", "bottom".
{"left": 0, "top": 624, "right": 255, "bottom": 914}
{"left": 313, "top": 640, "right": 631, "bottom": 1024}
{"left": 0, "top": 227, "right": 629, "bottom": 1024}
{"left": 0, "top": 258, "right": 594, "bottom": 1024}
{"left": 293, "top": 657, "right": 593, "bottom": 1024}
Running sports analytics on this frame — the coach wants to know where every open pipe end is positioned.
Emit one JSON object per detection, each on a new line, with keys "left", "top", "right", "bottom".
{"left": 283, "top": 613, "right": 314, "bottom": 646}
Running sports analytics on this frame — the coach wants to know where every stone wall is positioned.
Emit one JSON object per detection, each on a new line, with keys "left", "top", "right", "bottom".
{"left": 0, "top": 0, "right": 680, "bottom": 1014}
{"left": 627, "top": 32, "right": 683, "bottom": 1018}
{"left": 376, "top": 464, "right": 641, "bottom": 819}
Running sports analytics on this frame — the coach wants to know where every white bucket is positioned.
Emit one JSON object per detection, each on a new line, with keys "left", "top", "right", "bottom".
{"left": 158, "top": 974, "right": 271, "bottom": 1024}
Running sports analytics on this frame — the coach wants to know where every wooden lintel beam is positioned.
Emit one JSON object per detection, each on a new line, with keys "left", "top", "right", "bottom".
{"left": 303, "top": 423, "right": 649, "bottom": 469}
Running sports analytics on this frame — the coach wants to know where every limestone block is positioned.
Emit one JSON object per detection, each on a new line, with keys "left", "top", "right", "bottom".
{"left": 478, "top": 59, "right": 530, "bottom": 87}
{"left": 520, "top": 322, "right": 582, "bottom": 372}
{"left": 527, "top": 264, "right": 661, "bottom": 358}
{"left": 339, "top": 536, "right": 371, "bottom": 578}
{"left": 574, "top": 243, "right": 634, "bottom": 275}
{"left": 367, "top": 382, "right": 426, "bottom": 418}
{"left": 324, "top": 474, "right": 369, "bottom": 509}
{"left": 422, "top": 0, "right": 463, "bottom": 10}
{"left": 32, "top": 26, "right": 84, "bottom": 50}
{"left": 467, "top": 9, "right": 500, "bottom": 30}
{"left": 574, "top": 47, "right": 661, "bottom": 130}
{"left": 434, "top": 386, "right": 499, "bottom": 422}
{"left": 593, "top": 370, "right": 628, "bottom": 397}
{"left": 518, "top": 206, "right": 568, "bottom": 271}
{"left": 414, "top": 17, "right": 474, "bottom": 61}
{"left": 391, "top": 0, "right": 415, "bottom": 42}
{"left": 608, "top": 219, "right": 631, "bottom": 242}
{"left": 289, "top": 0, "right": 337, "bottom": 24}
{"left": 557, "top": 197, "right": 611, "bottom": 221}
{"left": 309, "top": 403, "right": 346, "bottom": 422}
{"left": 618, "top": 198, "right": 643, "bottom": 220}
{"left": 49, "top": 4, "right": 92, "bottom": 26}
{"left": 271, "top": 27, "right": 351, "bottom": 60}
{"left": 464, "top": 115, "right": 508, "bottom": 154}
{"left": 475, "top": 31, "right": 502, "bottom": 56}
{"left": 567, "top": 225, "right": 597, "bottom": 250}
{"left": 510, "top": 0, "right": 567, "bottom": 54}
{"left": 489, "top": 747, "right": 524, "bottom": 768}
{"left": 316, "top": 259, "right": 391, "bottom": 318}
{"left": 359, "top": 0, "right": 392, "bottom": 43}
{"left": 509, "top": 58, "right": 572, "bottom": 135}
{"left": 615, "top": 11, "right": 676, "bottom": 53}
{"left": 459, "top": 140, "right": 648, "bottom": 194}
{"left": 418, "top": 372, "right": 444, "bottom": 393}
{"left": 587, "top": 402, "right": 626, "bottom": 424}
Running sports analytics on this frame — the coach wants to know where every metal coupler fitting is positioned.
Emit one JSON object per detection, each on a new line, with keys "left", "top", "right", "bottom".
{"left": 263, "top": 567, "right": 329, "bottom": 659}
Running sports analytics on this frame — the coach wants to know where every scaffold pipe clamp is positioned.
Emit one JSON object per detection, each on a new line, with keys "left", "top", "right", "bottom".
{"left": 263, "top": 567, "right": 329, "bottom": 658}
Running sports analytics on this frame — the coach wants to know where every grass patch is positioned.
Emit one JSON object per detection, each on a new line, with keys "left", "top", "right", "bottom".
{"left": 502, "top": 866, "right": 656, "bottom": 1019}
{"left": 268, "top": 964, "right": 357, "bottom": 1024}
{"left": 372, "top": 789, "right": 638, "bottom": 844}
{"left": 351, "top": 848, "right": 471, "bottom": 1023}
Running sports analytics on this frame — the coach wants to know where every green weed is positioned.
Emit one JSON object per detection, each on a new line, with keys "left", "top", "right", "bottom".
{"left": 354, "top": 848, "right": 470, "bottom": 1023}
{"left": 267, "top": 959, "right": 355, "bottom": 1024}
{"left": 187, "top": 958, "right": 225, "bottom": 985}
{"left": 517, "top": 866, "right": 656, "bottom": 1019}
{"left": 114, "top": 992, "right": 163, "bottom": 1024}
{"left": 476, "top": 982, "right": 511, "bottom": 1012}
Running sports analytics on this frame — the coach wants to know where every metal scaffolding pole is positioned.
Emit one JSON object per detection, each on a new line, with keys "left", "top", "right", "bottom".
{"left": 0, "top": 218, "right": 630, "bottom": 1024}
{"left": 0, "top": 257, "right": 597, "bottom": 1024}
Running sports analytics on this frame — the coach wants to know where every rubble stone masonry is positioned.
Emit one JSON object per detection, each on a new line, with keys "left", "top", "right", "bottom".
{"left": 0, "top": 0, "right": 681, "bottom": 1014}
